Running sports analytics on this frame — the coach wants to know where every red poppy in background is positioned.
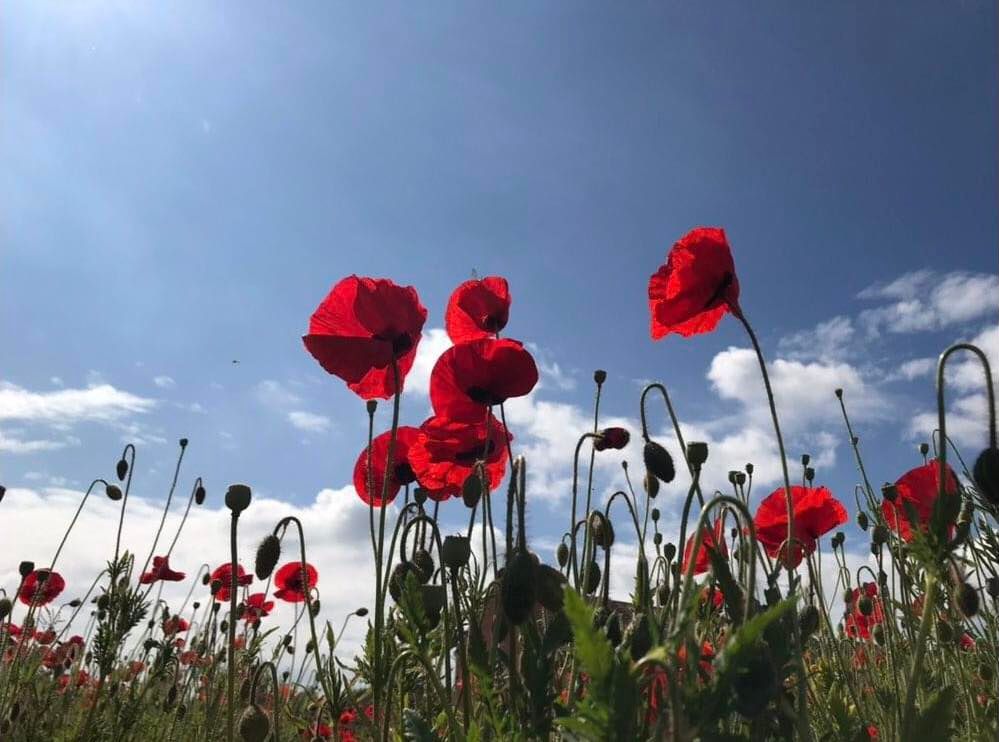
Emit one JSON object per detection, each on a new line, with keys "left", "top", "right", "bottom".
{"left": 682, "top": 519, "right": 728, "bottom": 575}
{"left": 274, "top": 561, "right": 319, "bottom": 603}
{"left": 881, "top": 460, "right": 959, "bottom": 542}
{"left": 844, "top": 582, "right": 884, "bottom": 641}
{"left": 409, "top": 414, "right": 512, "bottom": 499}
{"left": 753, "top": 486, "right": 847, "bottom": 568}
{"left": 352, "top": 426, "right": 422, "bottom": 506}
{"left": 243, "top": 593, "right": 274, "bottom": 625}
{"left": 162, "top": 616, "right": 190, "bottom": 635}
{"left": 34, "top": 629, "right": 56, "bottom": 645}
{"left": 648, "top": 227, "right": 741, "bottom": 340}
{"left": 959, "top": 632, "right": 977, "bottom": 652}
{"left": 429, "top": 338, "right": 538, "bottom": 421}
{"left": 445, "top": 276, "right": 511, "bottom": 342}
{"left": 140, "top": 555, "right": 186, "bottom": 584}
{"left": 593, "top": 427, "right": 631, "bottom": 452}
{"left": 303, "top": 276, "right": 428, "bottom": 400}
{"left": 18, "top": 569, "right": 65, "bottom": 606}
{"left": 210, "top": 563, "right": 253, "bottom": 602}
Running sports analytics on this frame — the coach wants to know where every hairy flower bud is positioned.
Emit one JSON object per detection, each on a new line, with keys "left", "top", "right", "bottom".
{"left": 957, "top": 582, "right": 979, "bottom": 618}
{"left": 663, "top": 542, "right": 676, "bottom": 562}
{"left": 195, "top": 485, "right": 206, "bottom": 505}
{"left": 116, "top": 458, "right": 129, "bottom": 482}
{"left": 643, "top": 472, "right": 659, "bottom": 498}
{"left": 800, "top": 454, "right": 811, "bottom": 467}
{"left": 588, "top": 512, "right": 614, "bottom": 549}
{"left": 461, "top": 473, "right": 482, "bottom": 508}
{"left": 583, "top": 561, "right": 601, "bottom": 595}
{"left": 643, "top": 441, "right": 675, "bottom": 484}
{"left": 502, "top": 549, "right": 537, "bottom": 625}
{"left": 972, "top": 447, "right": 999, "bottom": 507}
{"left": 239, "top": 704, "right": 271, "bottom": 742}
{"left": 412, "top": 549, "right": 435, "bottom": 584}
{"left": 255, "top": 535, "right": 282, "bottom": 580}
{"left": 19, "top": 561, "right": 34, "bottom": 578}
{"left": 556, "top": 543, "right": 569, "bottom": 568}
{"left": 856, "top": 512, "right": 869, "bottom": 531}
{"left": 804, "top": 467, "right": 815, "bottom": 483}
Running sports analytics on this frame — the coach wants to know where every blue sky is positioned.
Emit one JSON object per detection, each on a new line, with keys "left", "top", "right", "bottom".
{"left": 1, "top": 2, "right": 996, "bottom": 647}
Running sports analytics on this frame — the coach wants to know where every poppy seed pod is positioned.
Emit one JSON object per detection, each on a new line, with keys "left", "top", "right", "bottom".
{"left": 366, "top": 400, "right": 378, "bottom": 415}
{"left": 957, "top": 582, "right": 979, "bottom": 618}
{"left": 254, "top": 535, "right": 281, "bottom": 580}
{"left": 238, "top": 704, "right": 271, "bottom": 742}
{"left": 804, "top": 467, "right": 815, "bottom": 483}
{"left": 595, "top": 427, "right": 630, "bottom": 452}
{"left": 651, "top": 508, "right": 660, "bottom": 523}
{"left": 972, "top": 447, "right": 999, "bottom": 506}
{"left": 881, "top": 483, "right": 898, "bottom": 502}
{"left": 179, "top": 438, "right": 188, "bottom": 448}
{"left": 501, "top": 549, "right": 537, "bottom": 625}
{"left": 801, "top": 454, "right": 811, "bottom": 467}
{"left": 195, "top": 485, "right": 206, "bottom": 505}
{"left": 727, "top": 470, "right": 739, "bottom": 485}
{"left": 919, "top": 442, "right": 930, "bottom": 456}
{"left": 735, "top": 472, "right": 747, "bottom": 486}
{"left": 441, "top": 535, "right": 471, "bottom": 570}
{"left": 116, "top": 458, "right": 129, "bottom": 482}
{"left": 653, "top": 533, "right": 662, "bottom": 547}
{"left": 686, "top": 441, "right": 708, "bottom": 468}
{"left": 413, "top": 487, "right": 429, "bottom": 506}
{"left": 225, "top": 484, "right": 252, "bottom": 514}
{"left": 745, "top": 463, "right": 754, "bottom": 475}
{"left": 663, "top": 542, "right": 676, "bottom": 561}
{"left": 593, "top": 369, "right": 607, "bottom": 385}
{"left": 556, "top": 543, "right": 569, "bottom": 568}
{"left": 0, "top": 598, "right": 10, "bottom": 621}
{"left": 643, "top": 441, "right": 675, "bottom": 484}
{"left": 643, "top": 472, "right": 659, "bottom": 498}
{"left": 411, "top": 549, "right": 435, "bottom": 583}
{"left": 858, "top": 596, "right": 874, "bottom": 617}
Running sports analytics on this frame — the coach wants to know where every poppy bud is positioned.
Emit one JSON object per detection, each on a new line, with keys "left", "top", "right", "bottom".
{"left": 0, "top": 485, "right": 5, "bottom": 502}
{"left": 556, "top": 543, "right": 569, "bottom": 568}
{"left": 653, "top": 533, "right": 662, "bottom": 547}
{"left": 651, "top": 508, "right": 660, "bottom": 523}
{"left": 536, "top": 564, "right": 566, "bottom": 612}
{"left": 656, "top": 583, "right": 669, "bottom": 606}
{"left": 239, "top": 704, "right": 271, "bottom": 742}
{"left": 872, "top": 525, "right": 889, "bottom": 546}
{"left": 305, "top": 639, "right": 315, "bottom": 653}
{"left": 501, "top": 550, "right": 537, "bottom": 625}
{"left": 593, "top": 369, "right": 607, "bottom": 385}
{"left": 604, "top": 611, "right": 623, "bottom": 647}
{"left": 97, "top": 594, "right": 110, "bottom": 610}
{"left": 583, "top": 561, "right": 601, "bottom": 595}
{"left": 628, "top": 613, "right": 652, "bottom": 661}
{"left": 225, "top": 484, "right": 252, "bottom": 514}
{"left": 69, "top": 598, "right": 81, "bottom": 608}
{"left": 0, "top": 599, "right": 10, "bottom": 621}
{"left": 116, "top": 458, "right": 129, "bottom": 481}
{"left": 804, "top": 467, "right": 815, "bottom": 483}
{"left": 595, "top": 427, "right": 630, "bottom": 451}
{"left": 355, "top": 607, "right": 368, "bottom": 617}
{"left": 957, "top": 582, "right": 979, "bottom": 618}
{"left": 937, "top": 619, "right": 953, "bottom": 643}
{"left": 254, "top": 535, "right": 282, "bottom": 580}
{"left": 686, "top": 441, "right": 708, "bottom": 468}
{"left": 193, "top": 601, "right": 201, "bottom": 610}
{"left": 800, "top": 454, "right": 810, "bottom": 467}
{"left": 745, "top": 463, "right": 754, "bottom": 475}
{"left": 834, "top": 388, "right": 843, "bottom": 398}
{"left": 735, "top": 472, "right": 747, "bottom": 486}
{"left": 388, "top": 563, "right": 415, "bottom": 603}
{"left": 986, "top": 576, "right": 999, "bottom": 599}
{"left": 643, "top": 441, "right": 675, "bottom": 484}
{"left": 727, "top": 470, "right": 738, "bottom": 484}
{"left": 412, "top": 549, "right": 435, "bottom": 583}
{"left": 972, "top": 447, "right": 999, "bottom": 507}
{"left": 980, "top": 661, "right": 994, "bottom": 682}
{"left": 195, "top": 485, "right": 206, "bottom": 505}
{"left": 310, "top": 600, "right": 320, "bottom": 617}
{"left": 366, "top": 400, "right": 377, "bottom": 415}
{"left": 834, "top": 531, "right": 845, "bottom": 547}
{"left": 643, "top": 472, "right": 659, "bottom": 498}
{"left": 858, "top": 596, "right": 873, "bottom": 617}
{"left": 872, "top": 625, "right": 885, "bottom": 645}
{"left": 799, "top": 605, "right": 819, "bottom": 638}
{"left": 856, "top": 512, "right": 869, "bottom": 531}
{"left": 19, "top": 561, "right": 34, "bottom": 578}
{"left": 441, "top": 535, "right": 471, "bottom": 570}
{"left": 202, "top": 573, "right": 211, "bottom": 586}
{"left": 219, "top": 620, "right": 228, "bottom": 633}
{"left": 461, "top": 473, "right": 482, "bottom": 508}
{"left": 663, "top": 542, "right": 676, "bottom": 561}
{"left": 588, "top": 512, "right": 614, "bottom": 549}
{"left": 210, "top": 579, "right": 222, "bottom": 596}
{"left": 413, "top": 487, "right": 429, "bottom": 505}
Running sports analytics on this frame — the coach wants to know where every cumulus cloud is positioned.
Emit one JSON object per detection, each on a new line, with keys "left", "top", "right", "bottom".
{"left": 0, "top": 381, "right": 156, "bottom": 424}
{"left": 778, "top": 315, "right": 856, "bottom": 362}
{"left": 287, "top": 410, "right": 332, "bottom": 434}
{"left": 404, "top": 328, "right": 452, "bottom": 398}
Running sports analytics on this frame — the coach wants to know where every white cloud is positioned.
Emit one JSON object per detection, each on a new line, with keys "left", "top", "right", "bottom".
{"left": 50, "top": 376, "right": 63, "bottom": 387}
{"left": 0, "top": 381, "right": 156, "bottom": 424}
{"left": 153, "top": 375, "right": 176, "bottom": 389}
{"left": 886, "top": 357, "right": 936, "bottom": 382}
{"left": 254, "top": 380, "right": 301, "bottom": 409}
{"left": 778, "top": 315, "right": 855, "bottom": 362}
{"left": 404, "top": 328, "right": 452, "bottom": 398}
{"left": 0, "top": 431, "right": 76, "bottom": 454}
{"left": 287, "top": 410, "right": 332, "bottom": 434}
{"left": 858, "top": 270, "right": 999, "bottom": 337}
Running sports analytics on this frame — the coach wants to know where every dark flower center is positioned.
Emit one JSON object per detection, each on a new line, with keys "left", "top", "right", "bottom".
{"left": 394, "top": 462, "right": 417, "bottom": 486}
{"left": 455, "top": 440, "right": 496, "bottom": 464}
{"left": 466, "top": 386, "right": 504, "bottom": 405}
{"left": 482, "top": 315, "right": 502, "bottom": 331}
{"left": 702, "top": 271, "right": 734, "bottom": 310}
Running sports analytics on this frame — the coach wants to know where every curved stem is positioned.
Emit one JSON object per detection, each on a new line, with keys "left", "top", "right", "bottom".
{"left": 138, "top": 441, "right": 188, "bottom": 579}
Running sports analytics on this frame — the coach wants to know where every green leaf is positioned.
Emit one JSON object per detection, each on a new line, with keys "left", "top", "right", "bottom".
{"left": 402, "top": 708, "right": 435, "bottom": 742}
{"left": 563, "top": 588, "right": 613, "bottom": 684}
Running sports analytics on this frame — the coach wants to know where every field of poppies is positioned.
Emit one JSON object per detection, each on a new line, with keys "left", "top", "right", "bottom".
{"left": 1, "top": 227, "right": 997, "bottom": 741}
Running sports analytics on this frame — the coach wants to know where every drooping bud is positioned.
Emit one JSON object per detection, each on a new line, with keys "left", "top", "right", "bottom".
{"left": 388, "top": 563, "right": 415, "bottom": 603}
{"left": 441, "top": 535, "right": 471, "bottom": 570}
{"left": 556, "top": 543, "right": 569, "bottom": 568}
{"left": 686, "top": 441, "right": 708, "bottom": 468}
{"left": 535, "top": 564, "right": 566, "bottom": 613}
{"left": 116, "top": 458, "right": 129, "bottom": 481}
{"left": 254, "top": 535, "right": 282, "bottom": 580}
{"left": 583, "top": 561, "right": 601, "bottom": 595}
{"left": 195, "top": 485, "right": 206, "bottom": 505}
{"left": 106, "top": 484, "right": 124, "bottom": 501}
{"left": 856, "top": 512, "right": 869, "bottom": 531}
{"left": 225, "top": 484, "right": 252, "bottom": 514}
{"left": 643, "top": 441, "right": 675, "bottom": 484}
{"left": 238, "top": 704, "right": 271, "bottom": 742}
{"left": 461, "top": 473, "right": 482, "bottom": 508}
{"left": 643, "top": 472, "right": 659, "bottom": 498}
{"left": 411, "top": 549, "right": 435, "bottom": 584}
{"left": 588, "top": 512, "right": 614, "bottom": 549}
{"left": 501, "top": 550, "right": 537, "bottom": 625}
{"left": 957, "top": 582, "right": 979, "bottom": 618}
{"left": 972, "top": 447, "right": 999, "bottom": 506}
{"left": 594, "top": 427, "right": 630, "bottom": 452}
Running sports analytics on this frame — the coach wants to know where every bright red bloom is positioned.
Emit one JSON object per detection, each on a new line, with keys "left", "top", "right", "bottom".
{"left": 243, "top": 593, "right": 274, "bottom": 625}
{"left": 210, "top": 563, "right": 253, "bottom": 602}
{"left": 844, "top": 583, "right": 884, "bottom": 640}
{"left": 753, "top": 486, "right": 847, "bottom": 568}
{"left": 303, "top": 276, "right": 427, "bottom": 400}
{"left": 273, "top": 561, "right": 318, "bottom": 603}
{"left": 445, "top": 276, "right": 511, "bottom": 343}
{"left": 140, "top": 555, "right": 186, "bottom": 584}
{"left": 959, "top": 632, "right": 977, "bottom": 651}
{"left": 866, "top": 726, "right": 879, "bottom": 740}
{"left": 162, "top": 616, "right": 190, "bottom": 635}
{"left": 18, "top": 569, "right": 65, "bottom": 606}
{"left": 352, "top": 426, "right": 421, "bottom": 506}
{"left": 682, "top": 519, "right": 728, "bottom": 576}
{"left": 305, "top": 724, "right": 333, "bottom": 740}
{"left": 408, "top": 414, "right": 512, "bottom": 499}
{"left": 699, "top": 584, "right": 725, "bottom": 611}
{"left": 882, "top": 460, "right": 959, "bottom": 542}
{"left": 34, "top": 629, "right": 56, "bottom": 644}
{"left": 429, "top": 338, "right": 538, "bottom": 421}
{"left": 648, "top": 227, "right": 741, "bottom": 340}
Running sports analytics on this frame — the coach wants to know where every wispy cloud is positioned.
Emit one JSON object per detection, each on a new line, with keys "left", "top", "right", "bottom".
{"left": 153, "top": 375, "right": 176, "bottom": 389}
{"left": 287, "top": 410, "right": 331, "bottom": 433}
{"left": 0, "top": 381, "right": 156, "bottom": 424}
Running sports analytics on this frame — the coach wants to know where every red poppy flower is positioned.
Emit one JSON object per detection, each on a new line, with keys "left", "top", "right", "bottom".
{"left": 844, "top": 583, "right": 884, "bottom": 640}
{"left": 959, "top": 632, "right": 977, "bottom": 652}
{"left": 352, "top": 426, "right": 421, "bottom": 506}
{"left": 429, "top": 338, "right": 538, "bottom": 421}
{"left": 593, "top": 427, "right": 631, "bottom": 452}
{"left": 881, "top": 460, "right": 959, "bottom": 542}
{"left": 243, "top": 593, "right": 275, "bottom": 624}
{"left": 140, "top": 555, "right": 186, "bottom": 584}
{"left": 408, "top": 414, "right": 512, "bottom": 499}
{"left": 648, "top": 227, "right": 741, "bottom": 340}
{"left": 682, "top": 519, "right": 728, "bottom": 576}
{"left": 34, "top": 629, "right": 56, "bottom": 644}
{"left": 18, "top": 569, "right": 65, "bottom": 606}
{"left": 303, "top": 276, "right": 428, "bottom": 400}
{"left": 699, "top": 584, "right": 725, "bottom": 611}
{"left": 445, "top": 277, "right": 511, "bottom": 343}
{"left": 162, "top": 616, "right": 190, "bottom": 635}
{"left": 273, "top": 561, "right": 318, "bottom": 603}
{"left": 305, "top": 724, "right": 333, "bottom": 740}
{"left": 753, "top": 486, "right": 847, "bottom": 568}
{"left": 210, "top": 563, "right": 253, "bottom": 602}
